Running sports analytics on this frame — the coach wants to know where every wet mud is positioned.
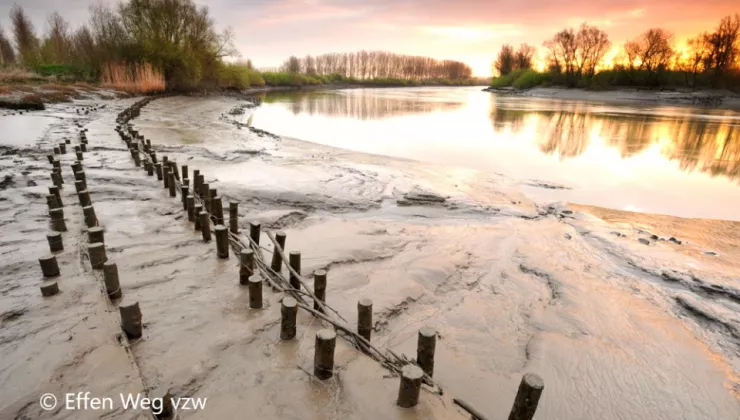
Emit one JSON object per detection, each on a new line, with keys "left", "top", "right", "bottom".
{"left": 0, "top": 95, "right": 738, "bottom": 419}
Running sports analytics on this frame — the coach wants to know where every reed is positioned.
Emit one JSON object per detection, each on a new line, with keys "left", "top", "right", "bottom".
{"left": 101, "top": 62, "right": 165, "bottom": 94}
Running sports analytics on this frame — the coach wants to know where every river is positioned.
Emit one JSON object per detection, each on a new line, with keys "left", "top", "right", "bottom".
{"left": 248, "top": 87, "right": 740, "bottom": 221}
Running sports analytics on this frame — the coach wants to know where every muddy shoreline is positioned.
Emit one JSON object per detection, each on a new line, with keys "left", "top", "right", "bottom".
{"left": 1, "top": 94, "right": 738, "bottom": 419}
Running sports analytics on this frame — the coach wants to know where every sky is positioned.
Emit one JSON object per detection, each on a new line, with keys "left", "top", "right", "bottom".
{"left": 0, "top": 0, "right": 738, "bottom": 76}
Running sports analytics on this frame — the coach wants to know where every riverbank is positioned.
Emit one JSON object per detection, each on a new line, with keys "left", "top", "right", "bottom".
{"left": 484, "top": 86, "right": 740, "bottom": 108}
{"left": 0, "top": 94, "right": 738, "bottom": 419}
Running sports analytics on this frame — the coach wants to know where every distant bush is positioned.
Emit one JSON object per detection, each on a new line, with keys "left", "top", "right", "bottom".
{"left": 490, "top": 69, "right": 528, "bottom": 88}
{"left": 512, "top": 70, "right": 550, "bottom": 89}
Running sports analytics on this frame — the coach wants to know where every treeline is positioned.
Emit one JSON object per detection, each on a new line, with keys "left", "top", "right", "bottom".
{"left": 492, "top": 13, "right": 740, "bottom": 91}
{"left": 279, "top": 51, "right": 473, "bottom": 81}
{"left": 0, "top": 1, "right": 240, "bottom": 90}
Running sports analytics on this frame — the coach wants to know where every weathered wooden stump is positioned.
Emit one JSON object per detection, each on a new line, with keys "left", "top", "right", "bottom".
{"left": 199, "top": 211, "right": 211, "bottom": 242}
{"left": 314, "top": 269, "right": 327, "bottom": 311}
{"left": 119, "top": 300, "right": 143, "bottom": 339}
{"left": 59, "top": 143, "right": 66, "bottom": 154}
{"left": 46, "top": 194, "right": 59, "bottom": 211}
{"left": 212, "top": 196, "right": 224, "bottom": 225}
{"left": 53, "top": 147, "right": 61, "bottom": 155}
{"left": 280, "top": 297, "right": 298, "bottom": 340}
{"left": 239, "top": 249, "right": 254, "bottom": 285}
{"left": 47, "top": 154, "right": 54, "bottom": 164}
{"left": 507, "top": 373, "right": 544, "bottom": 420}
{"left": 82, "top": 205, "right": 97, "bottom": 228}
{"left": 193, "top": 170, "right": 200, "bottom": 191}
{"left": 48, "top": 186, "right": 62, "bottom": 206}
{"left": 39, "top": 254, "right": 60, "bottom": 277}
{"left": 186, "top": 196, "right": 195, "bottom": 221}
{"left": 357, "top": 298, "right": 373, "bottom": 342}
{"left": 289, "top": 251, "right": 301, "bottom": 290}
{"left": 74, "top": 180, "right": 86, "bottom": 193}
{"left": 163, "top": 165, "right": 170, "bottom": 189}
{"left": 181, "top": 164, "right": 188, "bottom": 180}
{"left": 88, "top": 226, "right": 104, "bottom": 243}
{"left": 47, "top": 232, "right": 63, "bottom": 252}
{"left": 167, "top": 172, "right": 176, "bottom": 197}
{"left": 270, "top": 231, "right": 286, "bottom": 273}
{"left": 103, "top": 261, "right": 122, "bottom": 300}
{"left": 155, "top": 163, "right": 163, "bottom": 180}
{"left": 215, "top": 225, "right": 229, "bottom": 258}
{"left": 397, "top": 365, "right": 424, "bottom": 408}
{"left": 229, "top": 202, "right": 239, "bottom": 234}
{"left": 417, "top": 326, "right": 436, "bottom": 377}
{"left": 314, "top": 329, "right": 337, "bottom": 380}
{"left": 146, "top": 162, "right": 154, "bottom": 176}
{"left": 249, "top": 222, "right": 261, "bottom": 245}
{"left": 76, "top": 151, "right": 84, "bottom": 161}
{"left": 77, "top": 190, "right": 91, "bottom": 207}
{"left": 180, "top": 186, "right": 189, "bottom": 210}
{"left": 170, "top": 161, "right": 180, "bottom": 180}
{"left": 50, "top": 171, "right": 62, "bottom": 187}
{"left": 194, "top": 204, "right": 203, "bottom": 230}
{"left": 248, "top": 274, "right": 263, "bottom": 309}
{"left": 49, "top": 208, "right": 67, "bottom": 232}
{"left": 40, "top": 280, "right": 59, "bottom": 297}
{"left": 80, "top": 143, "right": 87, "bottom": 152}
{"left": 88, "top": 242, "right": 107, "bottom": 269}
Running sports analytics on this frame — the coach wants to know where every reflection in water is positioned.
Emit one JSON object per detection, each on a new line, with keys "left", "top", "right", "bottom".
{"left": 259, "top": 90, "right": 464, "bottom": 120}
{"left": 489, "top": 99, "right": 740, "bottom": 181}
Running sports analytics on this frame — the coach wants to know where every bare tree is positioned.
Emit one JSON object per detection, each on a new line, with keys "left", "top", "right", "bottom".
{"left": 514, "top": 44, "right": 535, "bottom": 70}
{"left": 703, "top": 14, "right": 740, "bottom": 87}
{"left": 10, "top": 4, "right": 40, "bottom": 66}
{"left": 576, "top": 24, "right": 610, "bottom": 77}
{"left": 41, "top": 12, "right": 71, "bottom": 64}
{"left": 494, "top": 44, "right": 515, "bottom": 76}
{"left": 623, "top": 28, "right": 674, "bottom": 80}
{"left": 544, "top": 28, "right": 578, "bottom": 84}
{"left": 677, "top": 33, "right": 711, "bottom": 89}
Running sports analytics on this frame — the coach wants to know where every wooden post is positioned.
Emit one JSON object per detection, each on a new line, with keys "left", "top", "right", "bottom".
{"left": 76, "top": 151, "right": 84, "bottom": 161}
{"left": 229, "top": 202, "right": 239, "bottom": 234}
{"left": 71, "top": 162, "right": 82, "bottom": 174}
{"left": 163, "top": 165, "right": 170, "bottom": 189}
{"left": 357, "top": 298, "right": 373, "bottom": 342}
{"left": 162, "top": 155, "right": 168, "bottom": 164}
{"left": 417, "top": 326, "right": 436, "bottom": 377}
{"left": 155, "top": 163, "right": 163, "bottom": 181}
{"left": 186, "top": 196, "right": 195, "bottom": 222}
{"left": 167, "top": 172, "right": 176, "bottom": 197}
{"left": 78, "top": 190, "right": 91, "bottom": 207}
{"left": 201, "top": 182, "right": 210, "bottom": 209}
{"left": 103, "top": 261, "right": 122, "bottom": 300}
{"left": 314, "top": 269, "right": 327, "bottom": 311}
{"left": 270, "top": 231, "right": 286, "bottom": 273}
{"left": 170, "top": 161, "right": 180, "bottom": 181}
{"left": 181, "top": 165, "right": 188, "bottom": 180}
{"left": 212, "top": 196, "right": 224, "bottom": 225}
{"left": 249, "top": 222, "right": 261, "bottom": 245}
{"left": 47, "top": 154, "right": 54, "bottom": 163}
{"left": 88, "top": 242, "right": 107, "bottom": 269}
{"left": 40, "top": 281, "right": 59, "bottom": 297}
{"left": 49, "top": 208, "right": 67, "bottom": 232}
{"left": 82, "top": 205, "right": 97, "bottom": 228}
{"left": 248, "top": 274, "right": 263, "bottom": 309}
{"left": 150, "top": 151, "right": 158, "bottom": 164}
{"left": 80, "top": 143, "right": 87, "bottom": 152}
{"left": 53, "top": 147, "right": 61, "bottom": 155}
{"left": 180, "top": 186, "right": 189, "bottom": 209}
{"left": 397, "top": 365, "right": 424, "bottom": 408}
{"left": 132, "top": 151, "right": 141, "bottom": 167}
{"left": 52, "top": 160, "right": 61, "bottom": 170}
{"left": 199, "top": 211, "right": 211, "bottom": 242}
{"left": 47, "top": 232, "right": 63, "bottom": 252}
{"left": 50, "top": 171, "right": 62, "bottom": 187}
{"left": 59, "top": 143, "right": 66, "bottom": 154}
{"left": 74, "top": 170, "right": 86, "bottom": 185}
{"left": 194, "top": 204, "right": 203, "bottom": 230}
{"left": 314, "top": 329, "right": 337, "bottom": 380}
{"left": 239, "top": 249, "right": 254, "bottom": 285}
{"left": 193, "top": 170, "right": 200, "bottom": 192}
{"left": 88, "top": 226, "right": 104, "bottom": 243}
{"left": 74, "top": 180, "right": 86, "bottom": 193}
{"left": 208, "top": 188, "right": 217, "bottom": 213}
{"left": 46, "top": 194, "right": 59, "bottom": 211}
{"left": 507, "top": 373, "right": 544, "bottom": 420}
{"left": 280, "top": 297, "right": 298, "bottom": 340}
{"left": 215, "top": 225, "right": 229, "bottom": 258}
{"left": 146, "top": 162, "right": 154, "bottom": 176}
{"left": 48, "top": 186, "right": 62, "bottom": 207}
{"left": 289, "top": 251, "right": 301, "bottom": 290}
{"left": 119, "top": 300, "right": 143, "bottom": 339}
{"left": 39, "top": 255, "right": 60, "bottom": 277}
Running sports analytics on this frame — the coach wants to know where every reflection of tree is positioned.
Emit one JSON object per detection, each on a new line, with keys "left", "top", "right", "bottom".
{"left": 489, "top": 104, "right": 740, "bottom": 181}
{"left": 265, "top": 90, "right": 463, "bottom": 120}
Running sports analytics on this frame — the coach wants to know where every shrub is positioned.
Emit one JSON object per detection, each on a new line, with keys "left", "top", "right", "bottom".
{"left": 512, "top": 70, "right": 549, "bottom": 89}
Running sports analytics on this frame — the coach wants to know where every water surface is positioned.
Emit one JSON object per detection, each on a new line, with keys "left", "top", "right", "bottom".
{"left": 248, "top": 87, "right": 740, "bottom": 220}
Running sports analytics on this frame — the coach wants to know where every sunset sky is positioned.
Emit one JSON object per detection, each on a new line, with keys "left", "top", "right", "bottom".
{"left": 0, "top": 0, "right": 738, "bottom": 76}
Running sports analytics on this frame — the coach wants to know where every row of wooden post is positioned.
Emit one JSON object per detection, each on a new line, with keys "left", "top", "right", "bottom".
{"left": 114, "top": 106, "right": 544, "bottom": 419}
